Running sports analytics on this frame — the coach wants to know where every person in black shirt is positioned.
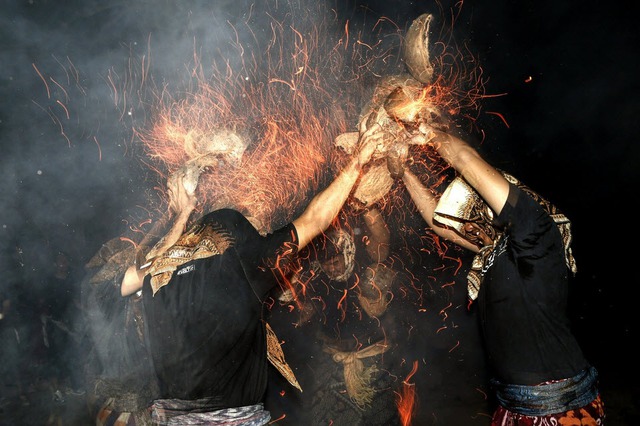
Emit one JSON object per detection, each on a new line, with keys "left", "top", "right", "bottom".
{"left": 119, "top": 125, "right": 381, "bottom": 425}
{"left": 397, "top": 126, "right": 605, "bottom": 425}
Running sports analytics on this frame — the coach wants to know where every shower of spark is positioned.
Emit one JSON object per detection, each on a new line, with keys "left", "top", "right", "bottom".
{"left": 133, "top": 8, "right": 411, "bottom": 234}
{"left": 171, "top": 8, "right": 497, "bottom": 315}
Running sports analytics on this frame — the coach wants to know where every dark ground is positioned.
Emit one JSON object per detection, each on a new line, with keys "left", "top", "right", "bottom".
{"left": 1, "top": 353, "right": 638, "bottom": 425}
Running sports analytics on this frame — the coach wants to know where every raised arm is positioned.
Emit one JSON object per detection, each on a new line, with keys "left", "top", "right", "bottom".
{"left": 121, "top": 171, "right": 197, "bottom": 297}
{"left": 401, "top": 127, "right": 512, "bottom": 252}
{"left": 428, "top": 130, "right": 510, "bottom": 217}
{"left": 292, "top": 124, "right": 381, "bottom": 250}
{"left": 402, "top": 169, "right": 480, "bottom": 252}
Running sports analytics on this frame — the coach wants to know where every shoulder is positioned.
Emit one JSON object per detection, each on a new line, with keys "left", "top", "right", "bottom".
{"left": 199, "top": 209, "right": 254, "bottom": 233}
{"left": 201, "top": 208, "right": 246, "bottom": 222}
{"left": 499, "top": 183, "right": 562, "bottom": 247}
{"left": 505, "top": 184, "right": 553, "bottom": 223}
{"left": 497, "top": 183, "right": 534, "bottom": 222}
{"left": 185, "top": 210, "right": 259, "bottom": 253}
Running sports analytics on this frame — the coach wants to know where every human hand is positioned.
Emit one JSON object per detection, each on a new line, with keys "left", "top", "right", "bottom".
{"left": 402, "top": 121, "right": 437, "bottom": 146}
{"left": 356, "top": 123, "right": 385, "bottom": 166}
{"left": 167, "top": 167, "right": 198, "bottom": 215}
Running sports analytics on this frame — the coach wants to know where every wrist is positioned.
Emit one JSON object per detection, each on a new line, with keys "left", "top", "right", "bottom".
{"left": 175, "top": 206, "right": 195, "bottom": 226}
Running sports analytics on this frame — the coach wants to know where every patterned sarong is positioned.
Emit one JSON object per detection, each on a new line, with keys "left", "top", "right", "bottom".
{"left": 491, "top": 366, "right": 599, "bottom": 416}
{"left": 491, "top": 394, "right": 604, "bottom": 426}
{"left": 150, "top": 400, "right": 270, "bottom": 426}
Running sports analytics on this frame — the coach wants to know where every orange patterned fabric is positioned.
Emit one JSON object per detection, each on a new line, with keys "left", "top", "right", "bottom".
{"left": 491, "top": 394, "right": 605, "bottom": 426}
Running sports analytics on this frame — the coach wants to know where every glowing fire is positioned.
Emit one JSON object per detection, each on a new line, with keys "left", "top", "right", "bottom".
{"left": 126, "top": 10, "right": 489, "bottom": 422}
{"left": 396, "top": 360, "right": 419, "bottom": 426}
{"left": 131, "top": 7, "right": 488, "bottom": 239}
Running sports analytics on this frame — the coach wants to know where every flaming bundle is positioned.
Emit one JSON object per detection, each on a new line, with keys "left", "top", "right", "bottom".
{"left": 334, "top": 14, "right": 455, "bottom": 210}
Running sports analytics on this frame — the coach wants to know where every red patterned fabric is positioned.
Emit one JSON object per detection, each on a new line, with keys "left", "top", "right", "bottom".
{"left": 491, "top": 394, "right": 605, "bottom": 426}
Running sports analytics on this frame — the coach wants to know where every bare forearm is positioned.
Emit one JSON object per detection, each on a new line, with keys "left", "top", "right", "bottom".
{"left": 293, "top": 158, "right": 361, "bottom": 250}
{"left": 403, "top": 170, "right": 478, "bottom": 251}
{"left": 121, "top": 207, "right": 194, "bottom": 297}
{"left": 430, "top": 130, "right": 509, "bottom": 215}
{"left": 293, "top": 123, "right": 379, "bottom": 250}
{"left": 402, "top": 170, "right": 438, "bottom": 228}
{"left": 145, "top": 207, "right": 193, "bottom": 260}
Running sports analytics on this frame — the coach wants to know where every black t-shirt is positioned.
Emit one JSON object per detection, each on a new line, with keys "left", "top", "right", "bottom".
{"left": 478, "top": 184, "right": 589, "bottom": 385}
{"left": 142, "top": 208, "right": 298, "bottom": 407}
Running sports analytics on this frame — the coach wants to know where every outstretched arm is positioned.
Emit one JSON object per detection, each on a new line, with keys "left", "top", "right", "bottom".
{"left": 293, "top": 124, "right": 381, "bottom": 251}
{"left": 427, "top": 130, "right": 510, "bottom": 216}
{"left": 401, "top": 127, "right": 511, "bottom": 252}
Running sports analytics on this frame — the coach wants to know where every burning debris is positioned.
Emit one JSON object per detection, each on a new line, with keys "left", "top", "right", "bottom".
{"left": 335, "top": 14, "right": 451, "bottom": 210}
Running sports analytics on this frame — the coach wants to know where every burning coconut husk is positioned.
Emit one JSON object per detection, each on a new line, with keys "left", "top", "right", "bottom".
{"left": 334, "top": 13, "right": 450, "bottom": 209}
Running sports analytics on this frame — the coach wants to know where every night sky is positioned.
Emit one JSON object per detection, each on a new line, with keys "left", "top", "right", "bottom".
{"left": 1, "top": 0, "right": 638, "bottom": 423}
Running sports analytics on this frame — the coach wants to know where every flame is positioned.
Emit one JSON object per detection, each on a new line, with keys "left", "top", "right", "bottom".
{"left": 396, "top": 360, "right": 419, "bottom": 426}
{"left": 268, "top": 413, "right": 286, "bottom": 424}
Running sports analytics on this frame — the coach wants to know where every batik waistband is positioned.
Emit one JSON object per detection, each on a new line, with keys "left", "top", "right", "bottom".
{"left": 150, "top": 400, "right": 270, "bottom": 426}
{"left": 490, "top": 366, "right": 599, "bottom": 416}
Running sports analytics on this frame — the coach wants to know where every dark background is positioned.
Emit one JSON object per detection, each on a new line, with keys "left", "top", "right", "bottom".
{"left": 1, "top": 0, "right": 638, "bottom": 424}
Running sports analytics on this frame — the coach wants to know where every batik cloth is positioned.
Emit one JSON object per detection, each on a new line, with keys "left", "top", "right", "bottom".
{"left": 490, "top": 366, "right": 599, "bottom": 416}
{"left": 491, "top": 394, "right": 604, "bottom": 426}
{"left": 150, "top": 400, "right": 270, "bottom": 426}
{"left": 433, "top": 172, "right": 577, "bottom": 301}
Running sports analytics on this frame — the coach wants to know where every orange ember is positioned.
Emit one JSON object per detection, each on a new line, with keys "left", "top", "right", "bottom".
{"left": 131, "top": 8, "right": 487, "bottom": 234}
{"left": 119, "top": 7, "right": 491, "bottom": 307}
